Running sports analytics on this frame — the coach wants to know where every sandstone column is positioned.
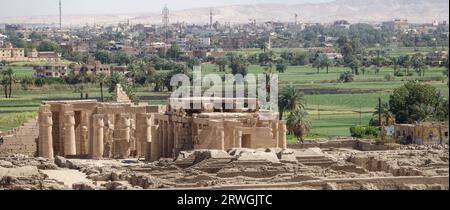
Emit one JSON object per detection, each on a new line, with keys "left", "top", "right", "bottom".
{"left": 139, "top": 114, "right": 152, "bottom": 158}
{"left": 158, "top": 120, "right": 163, "bottom": 157}
{"left": 63, "top": 112, "right": 76, "bottom": 156}
{"left": 162, "top": 121, "right": 167, "bottom": 157}
{"left": 92, "top": 114, "right": 105, "bottom": 159}
{"left": 272, "top": 121, "right": 279, "bottom": 148}
{"left": 113, "top": 114, "right": 131, "bottom": 158}
{"left": 150, "top": 125, "right": 160, "bottom": 161}
{"left": 167, "top": 122, "right": 174, "bottom": 157}
{"left": 237, "top": 130, "right": 243, "bottom": 148}
{"left": 80, "top": 126, "right": 88, "bottom": 155}
{"left": 220, "top": 130, "right": 225, "bottom": 151}
{"left": 173, "top": 123, "right": 179, "bottom": 154}
{"left": 39, "top": 105, "right": 54, "bottom": 159}
{"left": 278, "top": 121, "right": 287, "bottom": 149}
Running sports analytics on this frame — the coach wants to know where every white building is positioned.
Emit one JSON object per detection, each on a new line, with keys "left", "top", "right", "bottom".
{"left": 196, "top": 37, "right": 211, "bottom": 47}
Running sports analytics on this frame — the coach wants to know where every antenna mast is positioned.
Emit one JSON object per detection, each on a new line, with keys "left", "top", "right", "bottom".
{"left": 162, "top": 5, "right": 170, "bottom": 42}
{"left": 210, "top": 8, "right": 213, "bottom": 29}
{"left": 59, "top": 0, "right": 62, "bottom": 30}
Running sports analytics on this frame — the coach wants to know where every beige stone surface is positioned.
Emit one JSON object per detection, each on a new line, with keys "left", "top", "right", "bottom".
{"left": 41, "top": 169, "right": 93, "bottom": 188}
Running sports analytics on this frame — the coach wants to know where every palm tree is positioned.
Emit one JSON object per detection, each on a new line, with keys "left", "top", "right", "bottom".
{"left": 73, "top": 84, "right": 85, "bottom": 100}
{"left": 286, "top": 108, "right": 312, "bottom": 144}
{"left": 390, "top": 57, "right": 401, "bottom": 72}
{"left": 1, "top": 75, "right": 8, "bottom": 98}
{"left": 278, "top": 85, "right": 306, "bottom": 120}
{"left": 129, "top": 63, "right": 138, "bottom": 82}
{"left": 313, "top": 57, "right": 322, "bottom": 74}
{"left": 373, "top": 102, "right": 394, "bottom": 126}
{"left": 411, "top": 103, "right": 436, "bottom": 122}
{"left": 348, "top": 56, "right": 361, "bottom": 75}
{"left": 411, "top": 53, "right": 426, "bottom": 77}
{"left": 95, "top": 73, "right": 108, "bottom": 102}
{"left": 400, "top": 55, "right": 412, "bottom": 76}
{"left": 321, "top": 56, "right": 332, "bottom": 74}
{"left": 2, "top": 68, "right": 14, "bottom": 98}
{"left": 153, "top": 73, "right": 166, "bottom": 92}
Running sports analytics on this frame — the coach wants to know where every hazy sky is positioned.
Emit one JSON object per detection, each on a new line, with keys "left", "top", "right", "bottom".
{"left": 0, "top": 0, "right": 332, "bottom": 17}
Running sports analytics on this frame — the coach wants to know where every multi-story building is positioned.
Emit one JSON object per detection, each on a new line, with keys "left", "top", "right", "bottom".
{"left": 382, "top": 19, "right": 409, "bottom": 32}
{"left": 219, "top": 36, "right": 247, "bottom": 50}
{"left": 195, "top": 37, "right": 211, "bottom": 48}
{"left": 33, "top": 64, "right": 68, "bottom": 78}
{"left": 394, "top": 122, "right": 449, "bottom": 145}
{"left": 29, "top": 49, "right": 60, "bottom": 60}
{"left": 4, "top": 24, "right": 24, "bottom": 32}
{"left": 0, "top": 34, "right": 6, "bottom": 47}
{"left": 0, "top": 44, "right": 25, "bottom": 61}
{"left": 72, "top": 60, "right": 111, "bottom": 76}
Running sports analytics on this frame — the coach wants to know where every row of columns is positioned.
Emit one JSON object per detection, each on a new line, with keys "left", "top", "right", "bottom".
{"left": 39, "top": 108, "right": 287, "bottom": 160}
{"left": 154, "top": 120, "right": 175, "bottom": 159}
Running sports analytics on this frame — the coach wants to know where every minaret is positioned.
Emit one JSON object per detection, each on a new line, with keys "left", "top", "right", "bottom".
{"left": 162, "top": 5, "right": 170, "bottom": 42}
{"left": 295, "top": 13, "right": 298, "bottom": 25}
{"left": 210, "top": 8, "right": 213, "bottom": 29}
{"left": 59, "top": 0, "right": 62, "bottom": 30}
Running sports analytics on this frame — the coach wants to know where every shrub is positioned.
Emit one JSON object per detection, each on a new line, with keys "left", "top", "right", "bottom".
{"left": 384, "top": 73, "right": 395, "bottom": 81}
{"left": 276, "top": 63, "right": 287, "bottom": 73}
{"left": 34, "top": 78, "right": 45, "bottom": 87}
{"left": 394, "top": 69, "right": 404, "bottom": 77}
{"left": 339, "top": 71, "right": 354, "bottom": 83}
{"left": 349, "top": 125, "right": 379, "bottom": 138}
{"left": 396, "top": 137, "right": 407, "bottom": 145}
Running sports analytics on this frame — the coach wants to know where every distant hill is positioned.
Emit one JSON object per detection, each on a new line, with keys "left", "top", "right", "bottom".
{"left": 0, "top": 0, "right": 448, "bottom": 26}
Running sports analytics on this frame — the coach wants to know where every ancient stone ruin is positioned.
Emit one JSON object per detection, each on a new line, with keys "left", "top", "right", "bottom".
{"left": 37, "top": 85, "right": 287, "bottom": 161}
{"left": 1, "top": 86, "right": 448, "bottom": 190}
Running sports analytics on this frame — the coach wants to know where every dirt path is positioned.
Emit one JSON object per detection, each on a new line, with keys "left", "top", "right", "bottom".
{"left": 41, "top": 169, "right": 92, "bottom": 188}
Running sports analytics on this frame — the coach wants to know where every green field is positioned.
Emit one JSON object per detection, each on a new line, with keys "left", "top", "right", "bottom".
{"left": 367, "top": 46, "right": 449, "bottom": 57}
{"left": 201, "top": 64, "right": 446, "bottom": 84}
{"left": 0, "top": 55, "right": 448, "bottom": 139}
{"left": 231, "top": 48, "right": 308, "bottom": 56}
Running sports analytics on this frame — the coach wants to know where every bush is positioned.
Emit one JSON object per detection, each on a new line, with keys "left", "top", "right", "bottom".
{"left": 396, "top": 137, "right": 407, "bottom": 145}
{"left": 349, "top": 125, "right": 379, "bottom": 138}
{"left": 34, "top": 78, "right": 45, "bottom": 87}
{"left": 384, "top": 73, "right": 395, "bottom": 81}
{"left": 394, "top": 69, "right": 405, "bottom": 77}
{"left": 339, "top": 71, "right": 354, "bottom": 83}
{"left": 276, "top": 63, "right": 287, "bottom": 73}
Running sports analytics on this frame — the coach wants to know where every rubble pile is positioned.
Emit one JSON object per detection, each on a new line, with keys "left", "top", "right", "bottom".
{"left": 1, "top": 145, "right": 448, "bottom": 190}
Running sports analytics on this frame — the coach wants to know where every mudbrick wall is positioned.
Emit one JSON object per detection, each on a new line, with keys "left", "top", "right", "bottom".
{"left": 289, "top": 139, "right": 400, "bottom": 151}
{"left": 0, "top": 118, "right": 38, "bottom": 157}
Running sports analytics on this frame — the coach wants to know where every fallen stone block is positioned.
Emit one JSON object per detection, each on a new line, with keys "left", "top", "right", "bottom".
{"left": 193, "top": 150, "right": 231, "bottom": 163}
{"left": 54, "top": 156, "right": 67, "bottom": 168}
{"left": 37, "top": 163, "right": 58, "bottom": 170}
{"left": 103, "top": 181, "right": 133, "bottom": 190}
{"left": 228, "top": 148, "right": 256, "bottom": 157}
{"left": 237, "top": 151, "right": 280, "bottom": 163}
{"left": 72, "top": 182, "right": 97, "bottom": 190}
{"left": 0, "top": 166, "right": 40, "bottom": 177}
{"left": 266, "top": 148, "right": 282, "bottom": 154}
{"left": 0, "top": 160, "right": 13, "bottom": 168}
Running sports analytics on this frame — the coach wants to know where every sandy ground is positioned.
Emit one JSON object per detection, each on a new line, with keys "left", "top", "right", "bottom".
{"left": 41, "top": 169, "right": 92, "bottom": 188}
